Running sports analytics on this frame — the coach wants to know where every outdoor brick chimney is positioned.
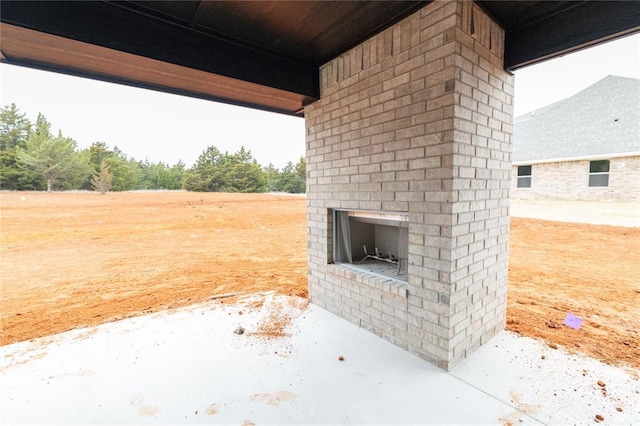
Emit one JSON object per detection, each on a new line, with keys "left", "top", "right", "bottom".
{"left": 304, "top": 0, "right": 514, "bottom": 370}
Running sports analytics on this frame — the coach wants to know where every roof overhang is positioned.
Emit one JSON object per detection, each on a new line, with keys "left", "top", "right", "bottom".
{"left": 0, "top": 23, "right": 312, "bottom": 116}
{"left": 1, "top": 1, "right": 639, "bottom": 116}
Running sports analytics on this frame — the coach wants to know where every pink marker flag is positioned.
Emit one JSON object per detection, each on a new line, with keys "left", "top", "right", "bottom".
{"left": 563, "top": 313, "right": 583, "bottom": 330}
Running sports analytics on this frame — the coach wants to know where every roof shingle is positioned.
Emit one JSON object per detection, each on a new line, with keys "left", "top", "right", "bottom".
{"left": 513, "top": 75, "right": 640, "bottom": 163}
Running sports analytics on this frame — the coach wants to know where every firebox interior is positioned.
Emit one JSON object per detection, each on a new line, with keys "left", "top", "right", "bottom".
{"left": 333, "top": 210, "right": 408, "bottom": 282}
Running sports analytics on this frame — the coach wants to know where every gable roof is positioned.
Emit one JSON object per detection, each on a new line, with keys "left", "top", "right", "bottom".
{"left": 513, "top": 75, "right": 640, "bottom": 163}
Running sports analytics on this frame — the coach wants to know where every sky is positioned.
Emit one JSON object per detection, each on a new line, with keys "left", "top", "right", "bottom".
{"left": 1, "top": 33, "right": 638, "bottom": 168}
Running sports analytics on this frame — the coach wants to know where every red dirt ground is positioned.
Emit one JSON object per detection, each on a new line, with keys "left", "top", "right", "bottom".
{"left": 1, "top": 191, "right": 638, "bottom": 369}
{"left": 508, "top": 219, "right": 639, "bottom": 370}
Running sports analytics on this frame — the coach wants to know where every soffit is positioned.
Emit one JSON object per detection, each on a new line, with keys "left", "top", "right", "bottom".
{"left": 1, "top": 1, "right": 639, "bottom": 116}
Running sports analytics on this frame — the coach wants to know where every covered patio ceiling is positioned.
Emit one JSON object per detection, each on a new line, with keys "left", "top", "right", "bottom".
{"left": 1, "top": 1, "right": 639, "bottom": 116}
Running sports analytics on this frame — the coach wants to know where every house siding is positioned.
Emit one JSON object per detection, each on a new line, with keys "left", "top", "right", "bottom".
{"left": 511, "top": 155, "right": 640, "bottom": 201}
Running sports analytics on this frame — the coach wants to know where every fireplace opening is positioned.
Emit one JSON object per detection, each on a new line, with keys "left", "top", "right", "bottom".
{"left": 333, "top": 210, "right": 408, "bottom": 281}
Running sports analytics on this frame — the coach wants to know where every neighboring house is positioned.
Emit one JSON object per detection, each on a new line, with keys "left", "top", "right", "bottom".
{"left": 512, "top": 75, "right": 640, "bottom": 201}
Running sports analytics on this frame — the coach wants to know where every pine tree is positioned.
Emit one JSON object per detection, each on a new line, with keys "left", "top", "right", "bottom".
{"left": 277, "top": 160, "right": 306, "bottom": 193}
{"left": 92, "top": 159, "right": 113, "bottom": 194}
{"left": 0, "top": 104, "right": 42, "bottom": 190}
{"left": 0, "top": 103, "right": 32, "bottom": 151}
{"left": 224, "top": 146, "right": 265, "bottom": 193}
{"left": 17, "top": 114, "right": 91, "bottom": 192}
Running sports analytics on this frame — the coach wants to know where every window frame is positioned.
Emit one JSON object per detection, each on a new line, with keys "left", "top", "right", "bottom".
{"left": 516, "top": 165, "right": 532, "bottom": 188}
{"left": 588, "top": 160, "right": 610, "bottom": 187}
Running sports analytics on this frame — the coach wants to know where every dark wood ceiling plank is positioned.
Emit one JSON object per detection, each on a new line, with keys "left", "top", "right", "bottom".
{"left": 123, "top": 1, "right": 425, "bottom": 66}
{"left": 477, "top": 1, "right": 579, "bottom": 32}
{"left": 504, "top": 1, "right": 640, "bottom": 70}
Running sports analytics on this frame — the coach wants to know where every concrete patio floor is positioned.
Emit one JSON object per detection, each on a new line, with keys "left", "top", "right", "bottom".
{"left": 1, "top": 293, "right": 638, "bottom": 425}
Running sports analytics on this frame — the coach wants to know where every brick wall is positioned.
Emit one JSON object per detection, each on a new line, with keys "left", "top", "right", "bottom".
{"left": 512, "top": 156, "right": 640, "bottom": 201}
{"left": 305, "top": 0, "right": 514, "bottom": 370}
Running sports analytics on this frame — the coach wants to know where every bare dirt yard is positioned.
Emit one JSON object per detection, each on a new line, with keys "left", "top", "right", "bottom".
{"left": 1, "top": 191, "right": 638, "bottom": 370}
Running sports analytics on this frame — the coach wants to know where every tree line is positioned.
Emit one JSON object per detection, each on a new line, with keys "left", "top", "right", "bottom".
{"left": 0, "top": 103, "right": 306, "bottom": 193}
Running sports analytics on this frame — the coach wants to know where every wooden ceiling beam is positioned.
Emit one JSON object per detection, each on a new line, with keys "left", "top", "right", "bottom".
{"left": 504, "top": 1, "right": 640, "bottom": 70}
{"left": 0, "top": 1, "right": 319, "bottom": 101}
{"left": 1, "top": 24, "right": 309, "bottom": 116}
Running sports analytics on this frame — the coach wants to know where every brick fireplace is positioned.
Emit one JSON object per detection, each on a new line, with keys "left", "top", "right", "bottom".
{"left": 305, "top": 0, "right": 514, "bottom": 370}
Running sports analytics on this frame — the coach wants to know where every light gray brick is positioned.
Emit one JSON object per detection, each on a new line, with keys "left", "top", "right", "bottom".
{"left": 306, "top": 0, "right": 512, "bottom": 371}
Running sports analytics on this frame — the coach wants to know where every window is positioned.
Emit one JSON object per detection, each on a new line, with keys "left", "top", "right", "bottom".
{"left": 517, "top": 165, "right": 532, "bottom": 188}
{"left": 589, "top": 160, "right": 610, "bottom": 187}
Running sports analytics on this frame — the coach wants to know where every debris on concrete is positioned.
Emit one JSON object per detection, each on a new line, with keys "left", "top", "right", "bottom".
{"left": 597, "top": 380, "right": 608, "bottom": 397}
{"left": 233, "top": 326, "right": 245, "bottom": 335}
{"left": 2, "top": 296, "right": 639, "bottom": 425}
{"left": 211, "top": 292, "right": 245, "bottom": 300}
